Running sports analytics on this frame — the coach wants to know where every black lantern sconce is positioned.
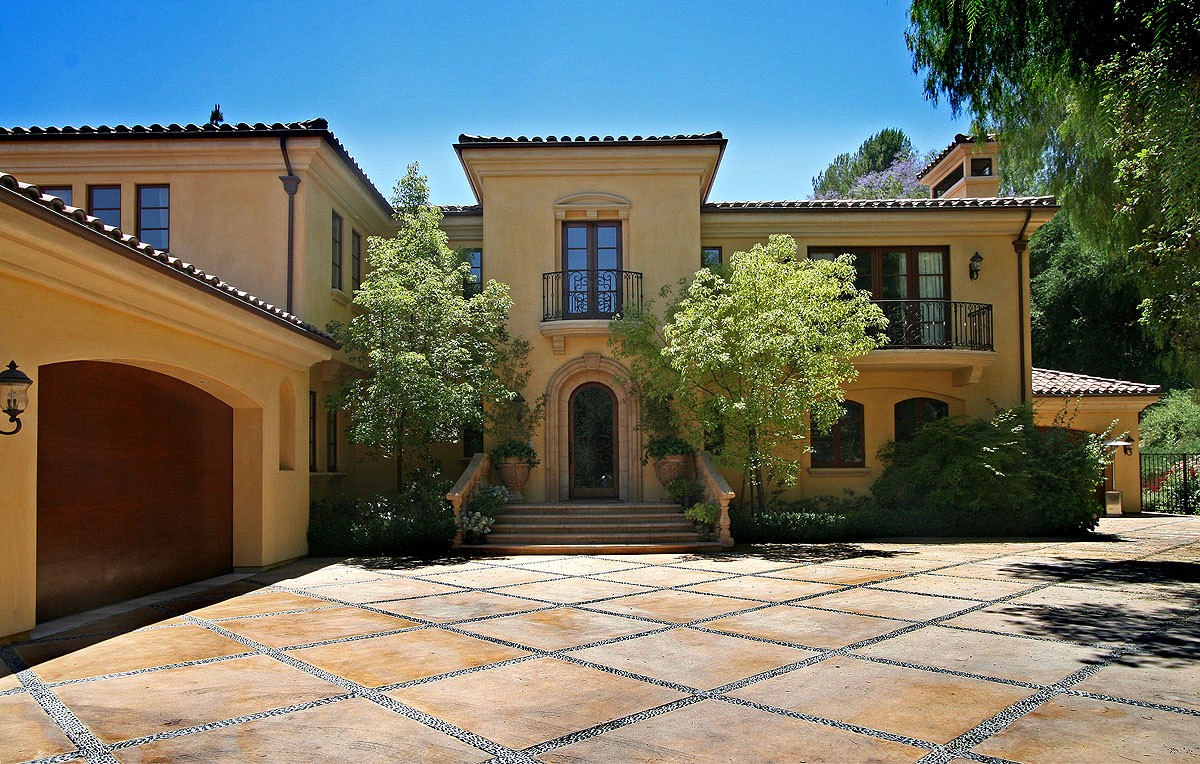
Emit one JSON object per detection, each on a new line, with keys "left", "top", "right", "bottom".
{"left": 969, "top": 252, "right": 984, "bottom": 280}
{"left": 1105, "top": 437, "right": 1135, "bottom": 456}
{"left": 0, "top": 361, "right": 33, "bottom": 436}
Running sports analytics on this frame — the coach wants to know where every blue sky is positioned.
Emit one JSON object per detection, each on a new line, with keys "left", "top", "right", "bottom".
{"left": 1, "top": 0, "right": 963, "bottom": 203}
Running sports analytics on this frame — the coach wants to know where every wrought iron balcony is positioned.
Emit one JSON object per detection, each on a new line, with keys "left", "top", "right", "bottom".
{"left": 873, "top": 299, "right": 993, "bottom": 351}
{"left": 542, "top": 269, "right": 643, "bottom": 321}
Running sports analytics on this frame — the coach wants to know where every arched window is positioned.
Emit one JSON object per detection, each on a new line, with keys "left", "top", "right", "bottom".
{"left": 894, "top": 397, "right": 948, "bottom": 442}
{"left": 811, "top": 401, "right": 865, "bottom": 467}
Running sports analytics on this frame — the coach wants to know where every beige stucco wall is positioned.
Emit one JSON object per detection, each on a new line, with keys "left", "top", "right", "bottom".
{"left": 445, "top": 140, "right": 1053, "bottom": 504}
{"left": 0, "top": 195, "right": 332, "bottom": 641}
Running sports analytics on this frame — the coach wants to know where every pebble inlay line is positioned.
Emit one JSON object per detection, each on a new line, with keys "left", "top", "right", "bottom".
{"left": 4, "top": 520, "right": 1197, "bottom": 764}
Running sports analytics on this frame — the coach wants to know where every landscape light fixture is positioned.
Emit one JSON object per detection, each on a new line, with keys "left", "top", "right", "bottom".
{"left": 1104, "top": 437, "right": 1135, "bottom": 456}
{"left": 969, "top": 252, "right": 984, "bottom": 280}
{"left": 0, "top": 360, "right": 33, "bottom": 436}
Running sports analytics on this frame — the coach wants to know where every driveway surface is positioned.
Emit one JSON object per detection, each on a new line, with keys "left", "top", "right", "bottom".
{"left": 2, "top": 514, "right": 1198, "bottom": 763}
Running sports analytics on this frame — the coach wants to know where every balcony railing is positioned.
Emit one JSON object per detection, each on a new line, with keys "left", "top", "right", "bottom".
{"left": 874, "top": 299, "right": 993, "bottom": 351}
{"left": 542, "top": 269, "right": 643, "bottom": 321}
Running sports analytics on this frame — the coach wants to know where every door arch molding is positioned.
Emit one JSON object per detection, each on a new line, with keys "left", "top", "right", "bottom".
{"left": 545, "top": 354, "right": 640, "bottom": 502}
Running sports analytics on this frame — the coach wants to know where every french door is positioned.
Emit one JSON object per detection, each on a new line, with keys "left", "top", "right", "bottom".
{"left": 562, "top": 222, "right": 622, "bottom": 319}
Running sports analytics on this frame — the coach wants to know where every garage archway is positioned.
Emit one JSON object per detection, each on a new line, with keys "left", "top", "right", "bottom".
{"left": 36, "top": 361, "right": 233, "bottom": 622}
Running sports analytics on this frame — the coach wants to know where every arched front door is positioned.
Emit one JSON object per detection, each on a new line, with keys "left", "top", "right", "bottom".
{"left": 569, "top": 382, "right": 618, "bottom": 499}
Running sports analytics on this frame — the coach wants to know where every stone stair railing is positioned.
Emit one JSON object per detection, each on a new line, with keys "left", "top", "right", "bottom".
{"left": 446, "top": 452, "right": 491, "bottom": 547}
{"left": 696, "top": 450, "right": 735, "bottom": 548}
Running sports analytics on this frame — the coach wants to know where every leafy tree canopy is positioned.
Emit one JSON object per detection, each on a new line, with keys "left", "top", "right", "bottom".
{"left": 330, "top": 163, "right": 519, "bottom": 484}
{"left": 610, "top": 235, "right": 886, "bottom": 511}
{"left": 1030, "top": 215, "right": 1184, "bottom": 388}
{"left": 811, "top": 128, "right": 927, "bottom": 199}
{"left": 1140, "top": 389, "right": 1200, "bottom": 453}
{"left": 907, "top": 0, "right": 1200, "bottom": 352}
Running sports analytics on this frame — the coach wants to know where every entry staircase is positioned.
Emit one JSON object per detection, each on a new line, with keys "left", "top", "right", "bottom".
{"left": 465, "top": 501, "right": 721, "bottom": 554}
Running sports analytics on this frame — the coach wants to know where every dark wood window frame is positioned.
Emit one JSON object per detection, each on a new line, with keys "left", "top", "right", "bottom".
{"left": 464, "top": 248, "right": 483, "bottom": 297}
{"left": 811, "top": 401, "right": 866, "bottom": 468}
{"left": 136, "top": 184, "right": 170, "bottom": 251}
{"left": 87, "top": 185, "right": 122, "bottom": 229}
{"left": 561, "top": 221, "right": 623, "bottom": 319}
{"left": 326, "top": 407, "right": 338, "bottom": 472}
{"left": 41, "top": 185, "right": 73, "bottom": 206}
{"left": 308, "top": 391, "right": 317, "bottom": 472}
{"left": 351, "top": 230, "right": 362, "bottom": 291}
{"left": 701, "top": 246, "right": 722, "bottom": 268}
{"left": 894, "top": 397, "right": 949, "bottom": 443}
{"left": 331, "top": 212, "right": 344, "bottom": 291}
{"left": 808, "top": 246, "right": 951, "bottom": 301}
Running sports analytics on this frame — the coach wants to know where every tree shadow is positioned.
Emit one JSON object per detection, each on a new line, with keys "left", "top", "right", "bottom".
{"left": 961, "top": 558, "right": 1200, "bottom": 668}
{"left": 682, "top": 543, "right": 906, "bottom": 564}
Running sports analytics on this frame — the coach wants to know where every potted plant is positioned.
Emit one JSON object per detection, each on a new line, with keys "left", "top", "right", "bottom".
{"left": 684, "top": 501, "right": 719, "bottom": 541}
{"left": 637, "top": 394, "right": 695, "bottom": 488}
{"left": 490, "top": 440, "right": 539, "bottom": 500}
{"left": 645, "top": 435, "right": 695, "bottom": 487}
{"left": 486, "top": 339, "right": 547, "bottom": 502}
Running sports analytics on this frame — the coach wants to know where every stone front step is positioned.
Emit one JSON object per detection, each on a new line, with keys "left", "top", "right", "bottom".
{"left": 461, "top": 541, "right": 724, "bottom": 555}
{"left": 469, "top": 500, "right": 710, "bottom": 553}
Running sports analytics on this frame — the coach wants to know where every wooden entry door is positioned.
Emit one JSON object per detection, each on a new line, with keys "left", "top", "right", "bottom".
{"left": 569, "top": 382, "right": 618, "bottom": 498}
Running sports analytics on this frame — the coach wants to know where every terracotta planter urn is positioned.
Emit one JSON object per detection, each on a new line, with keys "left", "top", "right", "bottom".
{"left": 496, "top": 458, "right": 532, "bottom": 500}
{"left": 653, "top": 454, "right": 691, "bottom": 487}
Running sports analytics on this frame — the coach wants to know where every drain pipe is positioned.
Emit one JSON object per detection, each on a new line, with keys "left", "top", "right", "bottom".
{"left": 1013, "top": 208, "right": 1033, "bottom": 404}
{"left": 279, "top": 136, "right": 301, "bottom": 314}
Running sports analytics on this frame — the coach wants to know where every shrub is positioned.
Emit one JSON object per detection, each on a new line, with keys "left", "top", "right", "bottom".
{"left": 466, "top": 484, "right": 510, "bottom": 518}
{"left": 308, "top": 473, "right": 455, "bottom": 556}
{"left": 730, "top": 509, "right": 856, "bottom": 543}
{"left": 667, "top": 478, "right": 703, "bottom": 507}
{"left": 869, "top": 406, "right": 1107, "bottom": 536}
{"left": 643, "top": 436, "right": 694, "bottom": 463}
{"left": 491, "top": 440, "right": 539, "bottom": 467}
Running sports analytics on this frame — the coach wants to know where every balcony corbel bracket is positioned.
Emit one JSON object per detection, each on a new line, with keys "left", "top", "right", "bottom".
{"left": 953, "top": 363, "right": 985, "bottom": 386}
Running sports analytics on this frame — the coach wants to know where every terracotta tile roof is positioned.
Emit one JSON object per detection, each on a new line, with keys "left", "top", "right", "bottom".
{"left": 917, "top": 133, "right": 999, "bottom": 180}
{"left": 1032, "top": 368, "right": 1161, "bottom": 397}
{"left": 0, "top": 171, "right": 336, "bottom": 346}
{"left": 0, "top": 118, "right": 391, "bottom": 216}
{"left": 456, "top": 132, "right": 725, "bottom": 146}
{"left": 702, "top": 196, "right": 1056, "bottom": 211}
{"left": 441, "top": 204, "right": 482, "bottom": 215}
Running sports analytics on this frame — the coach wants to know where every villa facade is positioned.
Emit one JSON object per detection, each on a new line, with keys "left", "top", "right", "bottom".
{"left": 0, "top": 122, "right": 1159, "bottom": 641}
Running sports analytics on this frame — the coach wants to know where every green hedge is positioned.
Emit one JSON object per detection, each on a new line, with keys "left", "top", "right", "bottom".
{"left": 308, "top": 477, "right": 455, "bottom": 556}
{"left": 868, "top": 406, "right": 1106, "bottom": 536}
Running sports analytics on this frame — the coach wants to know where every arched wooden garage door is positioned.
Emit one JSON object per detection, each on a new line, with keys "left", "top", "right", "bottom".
{"left": 37, "top": 361, "right": 233, "bottom": 622}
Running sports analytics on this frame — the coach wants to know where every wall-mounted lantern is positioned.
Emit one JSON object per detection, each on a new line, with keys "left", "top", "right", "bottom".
{"left": 969, "top": 252, "right": 984, "bottom": 280}
{"left": 0, "top": 361, "right": 33, "bottom": 436}
{"left": 1104, "top": 437, "right": 1135, "bottom": 456}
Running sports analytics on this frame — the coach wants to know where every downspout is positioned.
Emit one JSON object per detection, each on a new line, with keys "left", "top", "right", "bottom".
{"left": 1013, "top": 208, "right": 1033, "bottom": 404}
{"left": 279, "top": 136, "right": 301, "bottom": 314}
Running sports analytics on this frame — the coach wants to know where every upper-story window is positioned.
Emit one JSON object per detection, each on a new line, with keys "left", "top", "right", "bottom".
{"left": 464, "top": 248, "right": 482, "bottom": 297}
{"left": 894, "top": 397, "right": 948, "bottom": 442}
{"left": 41, "top": 186, "right": 73, "bottom": 206}
{"left": 562, "top": 221, "right": 622, "bottom": 319}
{"left": 351, "top": 230, "right": 362, "bottom": 291}
{"left": 88, "top": 185, "right": 121, "bottom": 229}
{"left": 971, "top": 158, "right": 993, "bottom": 176}
{"left": 701, "top": 246, "right": 722, "bottom": 268}
{"left": 331, "top": 212, "right": 343, "bottom": 291}
{"left": 932, "top": 165, "right": 964, "bottom": 197}
{"left": 809, "top": 246, "right": 949, "bottom": 301}
{"left": 811, "top": 401, "right": 865, "bottom": 468}
{"left": 137, "top": 185, "right": 169, "bottom": 251}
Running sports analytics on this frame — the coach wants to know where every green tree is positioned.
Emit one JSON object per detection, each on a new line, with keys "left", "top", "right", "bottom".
{"left": 330, "top": 163, "right": 517, "bottom": 486}
{"left": 1140, "top": 390, "right": 1200, "bottom": 453}
{"left": 1030, "top": 215, "right": 1182, "bottom": 387}
{"left": 811, "top": 128, "right": 922, "bottom": 198}
{"left": 907, "top": 0, "right": 1200, "bottom": 352}
{"left": 610, "top": 235, "right": 886, "bottom": 512}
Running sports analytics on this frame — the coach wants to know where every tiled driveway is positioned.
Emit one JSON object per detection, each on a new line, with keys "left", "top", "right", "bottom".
{"left": 2, "top": 514, "right": 1198, "bottom": 763}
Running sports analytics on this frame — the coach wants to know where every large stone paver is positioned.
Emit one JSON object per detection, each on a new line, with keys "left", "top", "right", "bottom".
{"left": 1, "top": 514, "right": 1197, "bottom": 763}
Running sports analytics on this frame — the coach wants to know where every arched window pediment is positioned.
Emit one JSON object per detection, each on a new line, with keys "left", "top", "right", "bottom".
{"left": 554, "top": 192, "right": 631, "bottom": 221}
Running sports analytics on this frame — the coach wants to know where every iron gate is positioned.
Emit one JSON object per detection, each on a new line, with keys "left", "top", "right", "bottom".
{"left": 1141, "top": 452, "right": 1200, "bottom": 514}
